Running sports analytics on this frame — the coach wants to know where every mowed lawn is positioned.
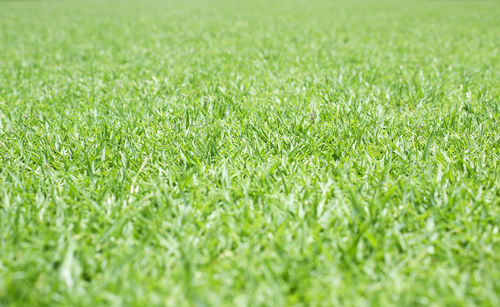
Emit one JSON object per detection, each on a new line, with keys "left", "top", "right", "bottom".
{"left": 0, "top": 0, "right": 499, "bottom": 305}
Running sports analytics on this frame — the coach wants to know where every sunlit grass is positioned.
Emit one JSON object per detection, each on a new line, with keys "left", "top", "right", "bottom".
{"left": 0, "top": 0, "right": 499, "bottom": 306}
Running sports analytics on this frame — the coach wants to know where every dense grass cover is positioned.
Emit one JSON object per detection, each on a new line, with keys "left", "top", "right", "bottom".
{"left": 0, "top": 0, "right": 499, "bottom": 305}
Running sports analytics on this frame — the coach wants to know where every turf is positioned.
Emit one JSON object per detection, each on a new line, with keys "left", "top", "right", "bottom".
{"left": 0, "top": 0, "right": 499, "bottom": 306}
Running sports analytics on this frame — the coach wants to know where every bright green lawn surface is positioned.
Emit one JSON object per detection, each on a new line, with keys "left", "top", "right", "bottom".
{"left": 1, "top": 0, "right": 499, "bottom": 305}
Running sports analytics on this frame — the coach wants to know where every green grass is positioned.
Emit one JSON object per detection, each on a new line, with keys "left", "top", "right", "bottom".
{"left": 1, "top": 0, "right": 499, "bottom": 305}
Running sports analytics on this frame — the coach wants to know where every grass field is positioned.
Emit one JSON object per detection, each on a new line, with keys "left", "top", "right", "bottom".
{"left": 1, "top": 0, "right": 499, "bottom": 305}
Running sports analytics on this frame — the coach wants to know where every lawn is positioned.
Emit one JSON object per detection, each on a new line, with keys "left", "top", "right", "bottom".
{"left": 0, "top": 0, "right": 499, "bottom": 306}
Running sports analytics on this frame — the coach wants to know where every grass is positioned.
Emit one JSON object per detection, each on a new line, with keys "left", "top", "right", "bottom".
{"left": 0, "top": 0, "right": 499, "bottom": 305}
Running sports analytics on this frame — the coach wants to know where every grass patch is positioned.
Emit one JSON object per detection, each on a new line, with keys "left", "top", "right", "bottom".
{"left": 1, "top": 0, "right": 499, "bottom": 305}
